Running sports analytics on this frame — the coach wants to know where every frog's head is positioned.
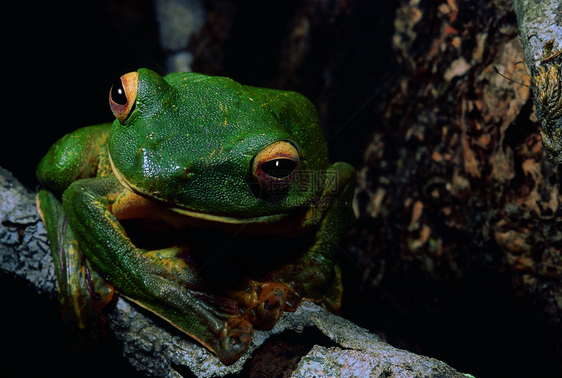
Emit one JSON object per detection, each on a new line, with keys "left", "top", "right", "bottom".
{"left": 107, "top": 69, "right": 330, "bottom": 229}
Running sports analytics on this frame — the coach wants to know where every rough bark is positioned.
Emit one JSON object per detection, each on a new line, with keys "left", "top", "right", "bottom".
{"left": 344, "top": 1, "right": 562, "bottom": 374}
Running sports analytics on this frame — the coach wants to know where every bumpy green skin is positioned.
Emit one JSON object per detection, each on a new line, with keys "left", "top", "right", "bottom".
{"left": 36, "top": 69, "right": 356, "bottom": 365}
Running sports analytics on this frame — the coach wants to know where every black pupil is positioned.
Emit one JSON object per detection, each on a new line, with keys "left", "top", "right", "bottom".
{"left": 111, "top": 80, "right": 127, "bottom": 105}
{"left": 262, "top": 159, "right": 297, "bottom": 179}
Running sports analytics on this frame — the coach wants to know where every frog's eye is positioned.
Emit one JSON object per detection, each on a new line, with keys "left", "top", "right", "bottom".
{"left": 109, "top": 72, "right": 138, "bottom": 123}
{"left": 252, "top": 141, "right": 300, "bottom": 190}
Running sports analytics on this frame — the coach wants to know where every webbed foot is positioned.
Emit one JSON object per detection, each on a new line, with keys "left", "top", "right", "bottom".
{"left": 215, "top": 317, "right": 253, "bottom": 365}
{"left": 241, "top": 282, "right": 289, "bottom": 330}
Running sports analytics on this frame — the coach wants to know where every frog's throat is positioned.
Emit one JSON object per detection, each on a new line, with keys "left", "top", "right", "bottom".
{"left": 108, "top": 152, "right": 289, "bottom": 225}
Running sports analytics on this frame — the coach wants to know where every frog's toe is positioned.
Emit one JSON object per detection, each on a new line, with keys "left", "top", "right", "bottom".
{"left": 216, "top": 317, "right": 253, "bottom": 365}
{"left": 250, "top": 282, "right": 288, "bottom": 330}
{"left": 281, "top": 287, "right": 302, "bottom": 312}
{"left": 268, "top": 278, "right": 302, "bottom": 311}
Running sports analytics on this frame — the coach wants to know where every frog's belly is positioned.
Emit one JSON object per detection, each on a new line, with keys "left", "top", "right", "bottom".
{"left": 121, "top": 216, "right": 314, "bottom": 282}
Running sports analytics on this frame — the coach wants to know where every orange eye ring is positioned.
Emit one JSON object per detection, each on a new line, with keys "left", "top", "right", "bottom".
{"left": 252, "top": 141, "right": 300, "bottom": 191}
{"left": 109, "top": 71, "right": 138, "bottom": 123}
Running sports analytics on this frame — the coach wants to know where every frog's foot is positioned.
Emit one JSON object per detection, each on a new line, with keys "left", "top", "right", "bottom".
{"left": 239, "top": 282, "right": 289, "bottom": 330}
{"left": 214, "top": 317, "right": 253, "bottom": 365}
{"left": 263, "top": 275, "right": 302, "bottom": 312}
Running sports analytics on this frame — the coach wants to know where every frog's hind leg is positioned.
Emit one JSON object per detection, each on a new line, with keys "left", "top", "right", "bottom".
{"left": 120, "top": 245, "right": 256, "bottom": 364}
{"left": 37, "top": 189, "right": 114, "bottom": 343}
{"left": 62, "top": 176, "right": 253, "bottom": 365}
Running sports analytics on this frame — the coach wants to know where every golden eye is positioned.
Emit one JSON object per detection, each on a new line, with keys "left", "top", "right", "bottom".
{"left": 252, "top": 141, "right": 300, "bottom": 190}
{"left": 109, "top": 71, "right": 138, "bottom": 123}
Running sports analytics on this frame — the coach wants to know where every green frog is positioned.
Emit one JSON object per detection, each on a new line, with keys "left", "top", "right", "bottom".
{"left": 36, "top": 69, "right": 355, "bottom": 365}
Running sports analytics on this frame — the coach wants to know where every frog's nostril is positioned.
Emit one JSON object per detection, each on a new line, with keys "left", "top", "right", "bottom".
{"left": 181, "top": 166, "right": 194, "bottom": 179}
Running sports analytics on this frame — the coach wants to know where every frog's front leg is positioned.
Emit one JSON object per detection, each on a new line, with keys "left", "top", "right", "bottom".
{"left": 62, "top": 175, "right": 252, "bottom": 365}
{"left": 268, "top": 162, "right": 356, "bottom": 312}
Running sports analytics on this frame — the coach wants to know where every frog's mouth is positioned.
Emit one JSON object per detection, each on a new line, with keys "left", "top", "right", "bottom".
{"left": 109, "top": 154, "right": 313, "bottom": 237}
